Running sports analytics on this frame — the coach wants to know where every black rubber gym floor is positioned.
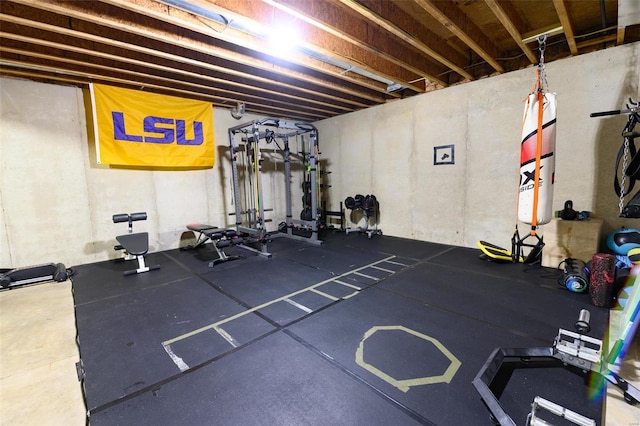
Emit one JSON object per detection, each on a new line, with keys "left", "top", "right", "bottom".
{"left": 71, "top": 232, "right": 609, "bottom": 425}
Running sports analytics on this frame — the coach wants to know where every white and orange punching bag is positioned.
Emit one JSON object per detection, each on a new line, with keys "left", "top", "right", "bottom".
{"left": 518, "top": 88, "right": 556, "bottom": 226}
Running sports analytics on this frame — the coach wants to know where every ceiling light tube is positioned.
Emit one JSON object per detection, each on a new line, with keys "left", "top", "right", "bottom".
{"left": 522, "top": 25, "right": 564, "bottom": 43}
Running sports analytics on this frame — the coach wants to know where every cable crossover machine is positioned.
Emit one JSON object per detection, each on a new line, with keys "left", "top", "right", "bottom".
{"left": 228, "top": 117, "right": 331, "bottom": 257}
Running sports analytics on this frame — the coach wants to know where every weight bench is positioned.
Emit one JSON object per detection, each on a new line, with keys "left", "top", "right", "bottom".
{"left": 113, "top": 212, "right": 160, "bottom": 276}
{"left": 184, "top": 224, "right": 219, "bottom": 250}
{"left": 185, "top": 224, "right": 245, "bottom": 267}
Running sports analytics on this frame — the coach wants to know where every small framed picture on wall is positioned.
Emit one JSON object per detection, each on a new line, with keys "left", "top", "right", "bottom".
{"left": 434, "top": 144, "right": 455, "bottom": 165}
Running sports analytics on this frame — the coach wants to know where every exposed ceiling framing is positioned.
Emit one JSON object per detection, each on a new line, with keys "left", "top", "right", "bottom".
{"left": 1, "top": 0, "right": 638, "bottom": 121}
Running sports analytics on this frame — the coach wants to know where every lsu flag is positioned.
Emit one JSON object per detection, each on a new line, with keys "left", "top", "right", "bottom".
{"left": 90, "top": 83, "right": 215, "bottom": 167}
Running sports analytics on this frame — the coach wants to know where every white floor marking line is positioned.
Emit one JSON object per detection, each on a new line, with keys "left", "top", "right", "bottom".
{"left": 162, "top": 255, "right": 396, "bottom": 346}
{"left": 214, "top": 326, "right": 238, "bottom": 348}
{"left": 333, "top": 280, "right": 361, "bottom": 290}
{"left": 163, "top": 344, "right": 190, "bottom": 371}
{"left": 310, "top": 288, "right": 339, "bottom": 301}
{"left": 342, "top": 291, "right": 360, "bottom": 299}
{"left": 370, "top": 265, "right": 395, "bottom": 273}
{"left": 284, "top": 298, "right": 313, "bottom": 313}
{"left": 384, "top": 259, "right": 408, "bottom": 266}
{"left": 353, "top": 271, "right": 379, "bottom": 280}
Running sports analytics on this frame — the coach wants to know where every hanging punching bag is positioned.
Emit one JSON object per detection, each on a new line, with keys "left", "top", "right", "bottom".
{"left": 518, "top": 90, "right": 557, "bottom": 226}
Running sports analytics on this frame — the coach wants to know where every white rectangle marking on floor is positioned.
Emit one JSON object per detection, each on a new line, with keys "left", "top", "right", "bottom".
{"left": 214, "top": 326, "right": 238, "bottom": 348}
{"left": 311, "top": 288, "right": 339, "bottom": 301}
{"left": 284, "top": 298, "right": 313, "bottom": 313}
{"left": 333, "top": 279, "right": 361, "bottom": 290}
{"left": 371, "top": 265, "right": 395, "bottom": 273}
{"left": 163, "top": 344, "right": 190, "bottom": 372}
{"left": 384, "top": 259, "right": 408, "bottom": 266}
{"left": 353, "top": 271, "right": 379, "bottom": 280}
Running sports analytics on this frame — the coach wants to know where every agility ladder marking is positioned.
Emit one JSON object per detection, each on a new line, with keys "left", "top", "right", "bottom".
{"left": 371, "top": 265, "right": 395, "bottom": 274}
{"left": 163, "top": 345, "right": 189, "bottom": 372}
{"left": 353, "top": 271, "right": 379, "bottom": 281}
{"left": 332, "top": 279, "right": 361, "bottom": 290}
{"left": 284, "top": 298, "right": 314, "bottom": 313}
{"left": 163, "top": 255, "right": 401, "bottom": 349}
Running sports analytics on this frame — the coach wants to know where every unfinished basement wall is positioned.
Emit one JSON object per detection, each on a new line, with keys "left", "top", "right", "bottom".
{"left": 1, "top": 43, "right": 638, "bottom": 269}
{"left": 317, "top": 42, "right": 640, "bottom": 249}
{"left": 0, "top": 77, "right": 271, "bottom": 268}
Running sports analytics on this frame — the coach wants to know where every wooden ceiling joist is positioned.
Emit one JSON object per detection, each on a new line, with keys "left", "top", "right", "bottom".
{"left": 350, "top": 0, "right": 473, "bottom": 81}
{"left": 0, "top": 0, "right": 634, "bottom": 120}
{"left": 552, "top": 0, "right": 579, "bottom": 55}
{"left": 179, "top": 0, "right": 429, "bottom": 92}
{"left": 0, "top": 11, "right": 380, "bottom": 108}
{"left": 413, "top": 0, "right": 505, "bottom": 74}
{"left": 10, "top": 0, "right": 391, "bottom": 102}
{"left": 484, "top": 0, "right": 537, "bottom": 64}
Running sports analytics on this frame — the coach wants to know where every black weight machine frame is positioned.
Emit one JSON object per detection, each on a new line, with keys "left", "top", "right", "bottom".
{"left": 323, "top": 201, "right": 345, "bottom": 232}
{"left": 228, "top": 118, "right": 323, "bottom": 258}
{"left": 473, "top": 275, "right": 640, "bottom": 426}
{"left": 590, "top": 98, "right": 640, "bottom": 217}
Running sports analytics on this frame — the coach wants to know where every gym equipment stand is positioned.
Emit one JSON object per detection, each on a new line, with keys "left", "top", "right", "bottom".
{"left": 474, "top": 282, "right": 640, "bottom": 426}
{"left": 228, "top": 118, "right": 324, "bottom": 257}
{"left": 344, "top": 194, "right": 382, "bottom": 239}
{"left": 112, "top": 212, "right": 160, "bottom": 276}
{"left": 183, "top": 224, "right": 244, "bottom": 267}
{"left": 1, "top": 263, "right": 68, "bottom": 290}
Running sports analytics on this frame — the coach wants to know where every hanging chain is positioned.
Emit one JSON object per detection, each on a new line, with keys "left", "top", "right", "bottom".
{"left": 537, "top": 35, "right": 549, "bottom": 93}
{"left": 538, "top": 35, "right": 546, "bottom": 66}
{"left": 619, "top": 137, "right": 630, "bottom": 214}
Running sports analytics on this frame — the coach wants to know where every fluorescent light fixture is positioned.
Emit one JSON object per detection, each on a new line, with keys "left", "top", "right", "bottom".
{"left": 266, "top": 26, "right": 301, "bottom": 54}
{"left": 157, "top": 0, "right": 402, "bottom": 87}
{"left": 386, "top": 83, "right": 403, "bottom": 92}
{"left": 522, "top": 25, "right": 564, "bottom": 43}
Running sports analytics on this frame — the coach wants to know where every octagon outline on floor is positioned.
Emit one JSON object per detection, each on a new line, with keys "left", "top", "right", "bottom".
{"left": 355, "top": 325, "right": 461, "bottom": 392}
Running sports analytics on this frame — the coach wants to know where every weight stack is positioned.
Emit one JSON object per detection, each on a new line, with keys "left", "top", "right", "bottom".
{"left": 589, "top": 253, "right": 616, "bottom": 308}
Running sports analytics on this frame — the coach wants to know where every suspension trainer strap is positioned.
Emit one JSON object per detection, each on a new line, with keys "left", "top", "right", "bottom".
{"left": 254, "top": 139, "right": 261, "bottom": 220}
{"left": 513, "top": 93, "right": 533, "bottom": 248}
{"left": 530, "top": 71, "right": 543, "bottom": 233}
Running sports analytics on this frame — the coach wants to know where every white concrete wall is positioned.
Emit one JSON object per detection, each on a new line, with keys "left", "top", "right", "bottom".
{"left": 1, "top": 42, "right": 639, "bottom": 268}
{"left": 0, "top": 78, "right": 270, "bottom": 267}
{"left": 317, "top": 42, "right": 640, "bottom": 249}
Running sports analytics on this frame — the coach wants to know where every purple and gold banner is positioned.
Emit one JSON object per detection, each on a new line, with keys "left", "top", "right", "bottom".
{"left": 90, "top": 83, "right": 215, "bottom": 167}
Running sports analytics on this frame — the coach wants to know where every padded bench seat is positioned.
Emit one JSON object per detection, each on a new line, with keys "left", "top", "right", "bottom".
{"left": 112, "top": 212, "right": 160, "bottom": 276}
{"left": 187, "top": 224, "right": 218, "bottom": 233}
{"left": 116, "top": 232, "right": 149, "bottom": 256}
{"left": 184, "top": 224, "right": 244, "bottom": 267}
{"left": 184, "top": 224, "right": 219, "bottom": 250}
